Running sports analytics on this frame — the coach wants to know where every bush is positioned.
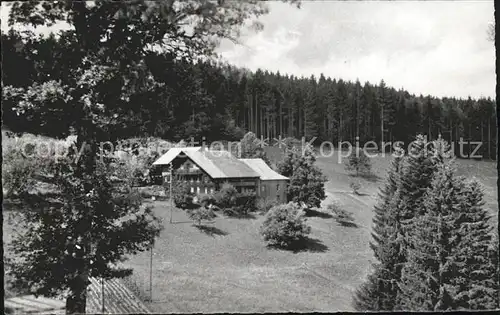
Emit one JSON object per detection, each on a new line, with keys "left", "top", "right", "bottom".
{"left": 213, "top": 183, "right": 238, "bottom": 209}
{"left": 234, "top": 190, "right": 257, "bottom": 215}
{"left": 198, "top": 193, "right": 216, "bottom": 208}
{"left": 257, "top": 198, "right": 279, "bottom": 214}
{"left": 327, "top": 201, "right": 356, "bottom": 225}
{"left": 260, "top": 202, "right": 311, "bottom": 248}
{"left": 213, "top": 184, "right": 256, "bottom": 216}
{"left": 138, "top": 185, "right": 166, "bottom": 199}
{"left": 350, "top": 180, "right": 362, "bottom": 195}
{"left": 188, "top": 206, "right": 216, "bottom": 226}
{"left": 2, "top": 134, "right": 54, "bottom": 198}
{"left": 172, "top": 182, "right": 195, "bottom": 209}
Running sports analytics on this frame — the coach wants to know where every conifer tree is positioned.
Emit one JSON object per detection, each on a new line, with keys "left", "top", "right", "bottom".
{"left": 353, "top": 146, "right": 404, "bottom": 311}
{"left": 398, "top": 165, "right": 498, "bottom": 310}
{"left": 345, "top": 147, "right": 372, "bottom": 177}
{"left": 277, "top": 147, "right": 327, "bottom": 209}
{"left": 354, "top": 136, "right": 448, "bottom": 311}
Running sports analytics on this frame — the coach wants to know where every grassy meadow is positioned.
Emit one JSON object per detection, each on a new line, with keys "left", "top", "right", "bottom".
{"left": 3, "top": 142, "right": 498, "bottom": 312}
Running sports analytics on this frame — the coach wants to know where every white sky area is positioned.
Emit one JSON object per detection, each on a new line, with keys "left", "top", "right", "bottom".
{"left": 1, "top": 1, "right": 495, "bottom": 99}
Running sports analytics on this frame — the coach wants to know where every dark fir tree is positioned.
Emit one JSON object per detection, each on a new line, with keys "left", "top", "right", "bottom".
{"left": 277, "top": 148, "right": 327, "bottom": 209}
{"left": 398, "top": 164, "right": 498, "bottom": 310}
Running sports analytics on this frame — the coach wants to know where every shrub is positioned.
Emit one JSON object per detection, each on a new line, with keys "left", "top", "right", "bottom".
{"left": 234, "top": 191, "right": 257, "bottom": 215}
{"left": 327, "top": 201, "right": 356, "bottom": 225}
{"left": 138, "top": 185, "right": 166, "bottom": 199}
{"left": 350, "top": 180, "right": 362, "bottom": 195}
{"left": 213, "top": 184, "right": 256, "bottom": 216}
{"left": 2, "top": 134, "right": 53, "bottom": 198}
{"left": 345, "top": 148, "right": 372, "bottom": 177}
{"left": 260, "top": 202, "right": 311, "bottom": 248}
{"left": 257, "top": 198, "right": 279, "bottom": 214}
{"left": 213, "top": 183, "right": 238, "bottom": 209}
{"left": 172, "top": 182, "right": 195, "bottom": 209}
{"left": 188, "top": 206, "right": 216, "bottom": 226}
{"left": 198, "top": 193, "right": 216, "bottom": 208}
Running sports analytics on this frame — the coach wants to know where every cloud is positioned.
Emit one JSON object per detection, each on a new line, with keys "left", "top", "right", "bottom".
{"left": 217, "top": 1, "right": 495, "bottom": 99}
{"left": 2, "top": 1, "right": 494, "bottom": 98}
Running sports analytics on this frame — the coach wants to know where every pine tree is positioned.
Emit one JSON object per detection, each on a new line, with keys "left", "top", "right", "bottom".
{"left": 353, "top": 147, "right": 404, "bottom": 311}
{"left": 345, "top": 147, "right": 372, "bottom": 177}
{"left": 453, "top": 179, "right": 498, "bottom": 310}
{"left": 398, "top": 165, "right": 498, "bottom": 311}
{"left": 277, "top": 148, "right": 327, "bottom": 209}
{"left": 354, "top": 136, "right": 449, "bottom": 311}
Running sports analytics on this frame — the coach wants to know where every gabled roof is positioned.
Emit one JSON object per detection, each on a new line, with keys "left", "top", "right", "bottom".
{"left": 198, "top": 150, "right": 259, "bottom": 178}
{"left": 152, "top": 147, "right": 260, "bottom": 179}
{"left": 240, "top": 158, "right": 289, "bottom": 181}
{"left": 152, "top": 147, "right": 202, "bottom": 166}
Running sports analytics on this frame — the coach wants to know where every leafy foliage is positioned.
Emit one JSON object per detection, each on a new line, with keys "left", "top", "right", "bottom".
{"left": 2, "top": 1, "right": 303, "bottom": 311}
{"left": 213, "top": 183, "right": 256, "bottom": 216}
{"left": 171, "top": 181, "right": 195, "bottom": 209}
{"left": 327, "top": 201, "right": 356, "bottom": 225}
{"left": 197, "top": 193, "right": 217, "bottom": 208}
{"left": 6, "top": 156, "right": 162, "bottom": 299}
{"left": 239, "top": 131, "right": 271, "bottom": 166}
{"left": 256, "top": 197, "right": 279, "bottom": 214}
{"left": 260, "top": 202, "right": 311, "bottom": 248}
{"left": 214, "top": 183, "right": 239, "bottom": 209}
{"left": 188, "top": 206, "right": 216, "bottom": 227}
{"left": 2, "top": 133, "right": 53, "bottom": 198}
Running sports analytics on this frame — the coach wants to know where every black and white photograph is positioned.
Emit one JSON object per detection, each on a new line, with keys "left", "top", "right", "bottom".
{"left": 1, "top": 0, "right": 498, "bottom": 313}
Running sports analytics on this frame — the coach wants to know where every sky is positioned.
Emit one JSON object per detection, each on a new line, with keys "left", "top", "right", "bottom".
{"left": 1, "top": 1, "right": 495, "bottom": 99}
{"left": 217, "top": 1, "right": 495, "bottom": 99}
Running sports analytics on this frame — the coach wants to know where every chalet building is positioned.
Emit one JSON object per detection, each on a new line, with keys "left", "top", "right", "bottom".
{"left": 151, "top": 147, "right": 288, "bottom": 203}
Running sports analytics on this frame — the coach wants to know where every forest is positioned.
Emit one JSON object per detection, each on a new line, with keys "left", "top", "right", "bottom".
{"left": 2, "top": 30, "right": 497, "bottom": 159}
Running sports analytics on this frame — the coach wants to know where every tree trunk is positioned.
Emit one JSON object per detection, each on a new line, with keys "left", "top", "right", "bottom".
{"left": 468, "top": 123, "right": 472, "bottom": 158}
{"left": 428, "top": 116, "right": 431, "bottom": 141}
{"left": 339, "top": 111, "right": 343, "bottom": 143}
{"left": 380, "top": 105, "right": 384, "bottom": 151}
{"left": 66, "top": 273, "right": 88, "bottom": 314}
{"left": 249, "top": 94, "right": 253, "bottom": 133}
{"left": 481, "top": 120, "right": 484, "bottom": 159}
{"left": 280, "top": 105, "right": 283, "bottom": 138}
{"left": 356, "top": 100, "right": 360, "bottom": 142}
{"left": 450, "top": 120, "right": 453, "bottom": 149}
{"left": 262, "top": 107, "right": 265, "bottom": 139}
{"left": 303, "top": 108, "right": 307, "bottom": 139}
{"left": 298, "top": 108, "right": 302, "bottom": 138}
{"left": 488, "top": 118, "right": 491, "bottom": 159}
{"left": 267, "top": 110, "right": 271, "bottom": 140}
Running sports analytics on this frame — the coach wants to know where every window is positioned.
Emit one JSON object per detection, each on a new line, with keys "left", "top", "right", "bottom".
{"left": 261, "top": 186, "right": 265, "bottom": 192}
{"left": 276, "top": 184, "right": 280, "bottom": 191}
{"left": 197, "top": 187, "right": 200, "bottom": 194}
{"left": 205, "top": 187, "right": 208, "bottom": 194}
{"left": 190, "top": 187, "right": 194, "bottom": 193}
{"left": 163, "top": 174, "right": 171, "bottom": 184}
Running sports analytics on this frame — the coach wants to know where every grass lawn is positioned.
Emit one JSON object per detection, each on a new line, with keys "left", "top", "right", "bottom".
{"left": 122, "top": 152, "right": 498, "bottom": 313}
{"left": 3, "top": 151, "right": 497, "bottom": 312}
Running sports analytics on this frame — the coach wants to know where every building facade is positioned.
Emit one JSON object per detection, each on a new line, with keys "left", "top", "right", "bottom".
{"left": 151, "top": 147, "right": 288, "bottom": 203}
